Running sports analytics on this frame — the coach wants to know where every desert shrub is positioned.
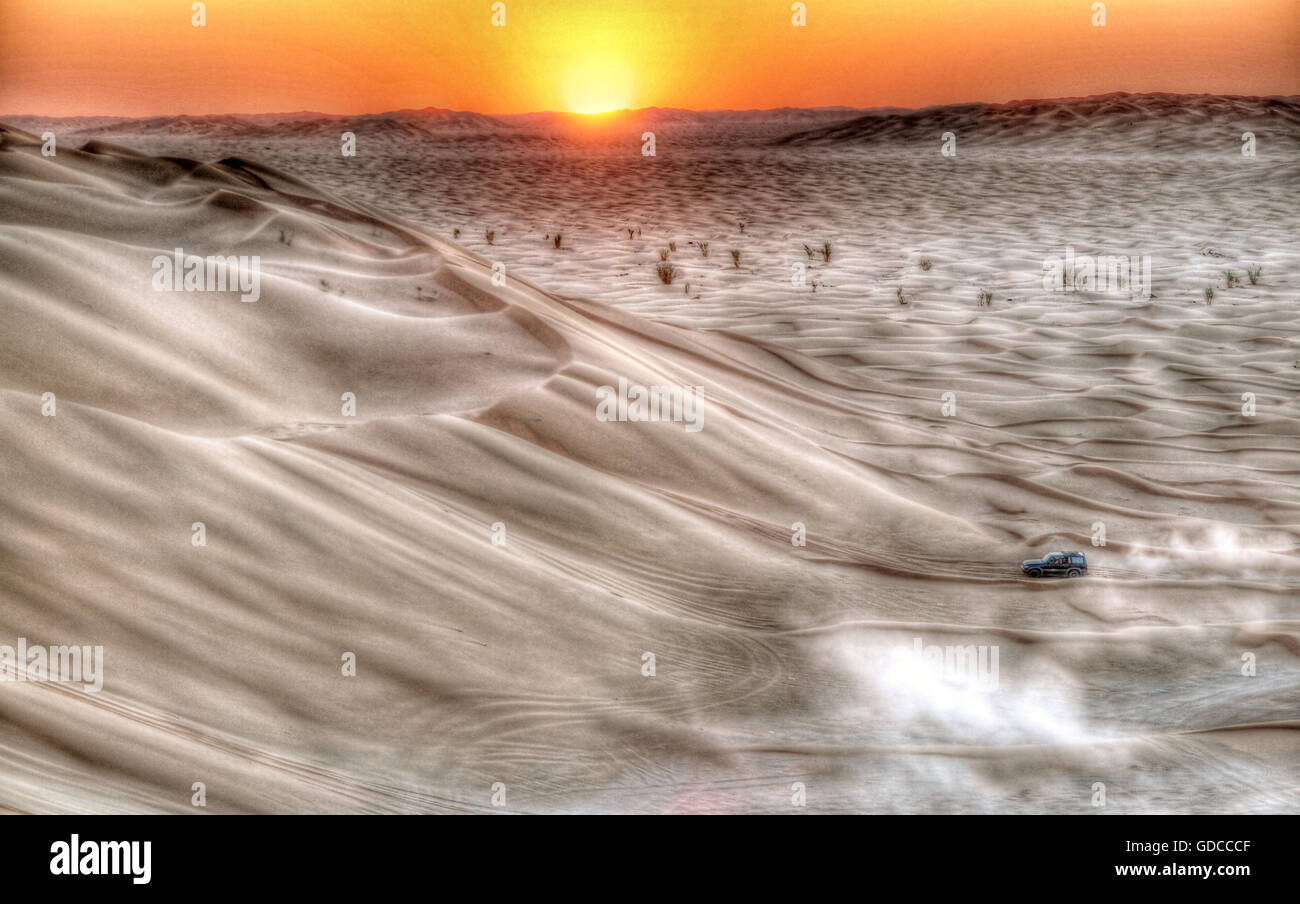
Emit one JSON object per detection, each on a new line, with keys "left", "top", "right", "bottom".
{"left": 978, "top": 289, "right": 993, "bottom": 306}
{"left": 656, "top": 262, "right": 677, "bottom": 285}
{"left": 820, "top": 242, "right": 832, "bottom": 263}
{"left": 553, "top": 233, "right": 562, "bottom": 250}
{"left": 1246, "top": 265, "right": 1262, "bottom": 285}
{"left": 730, "top": 249, "right": 740, "bottom": 268}
{"left": 485, "top": 229, "right": 495, "bottom": 245}
{"left": 1205, "top": 287, "right": 1215, "bottom": 304}
{"left": 699, "top": 241, "right": 709, "bottom": 258}
{"left": 920, "top": 258, "right": 932, "bottom": 271}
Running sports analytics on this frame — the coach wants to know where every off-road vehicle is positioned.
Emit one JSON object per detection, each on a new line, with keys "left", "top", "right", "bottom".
{"left": 1021, "top": 551, "right": 1087, "bottom": 577}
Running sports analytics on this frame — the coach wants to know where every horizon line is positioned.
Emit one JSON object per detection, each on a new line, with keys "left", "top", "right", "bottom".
{"left": 7, "top": 90, "right": 1300, "bottom": 122}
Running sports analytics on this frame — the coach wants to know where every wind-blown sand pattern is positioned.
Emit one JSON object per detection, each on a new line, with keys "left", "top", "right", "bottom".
{"left": 1, "top": 94, "right": 1298, "bottom": 813}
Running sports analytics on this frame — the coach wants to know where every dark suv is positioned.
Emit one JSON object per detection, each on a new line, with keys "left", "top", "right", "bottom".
{"left": 1021, "top": 551, "right": 1087, "bottom": 578}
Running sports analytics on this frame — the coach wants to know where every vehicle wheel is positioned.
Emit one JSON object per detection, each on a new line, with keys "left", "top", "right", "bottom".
{"left": 1028, "top": 568, "right": 1042, "bottom": 577}
{"left": 1067, "top": 569, "right": 1081, "bottom": 578}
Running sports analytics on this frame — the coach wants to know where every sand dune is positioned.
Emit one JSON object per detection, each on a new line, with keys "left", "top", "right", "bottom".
{"left": 3, "top": 106, "right": 865, "bottom": 149}
{"left": 776, "top": 92, "right": 1300, "bottom": 155}
{"left": 1, "top": 112, "right": 1297, "bottom": 813}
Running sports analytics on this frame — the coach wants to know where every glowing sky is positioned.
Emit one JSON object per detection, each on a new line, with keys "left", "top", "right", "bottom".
{"left": 2, "top": 0, "right": 1297, "bottom": 116}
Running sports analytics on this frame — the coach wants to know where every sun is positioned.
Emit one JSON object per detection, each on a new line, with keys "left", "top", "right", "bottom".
{"left": 562, "top": 54, "right": 634, "bottom": 115}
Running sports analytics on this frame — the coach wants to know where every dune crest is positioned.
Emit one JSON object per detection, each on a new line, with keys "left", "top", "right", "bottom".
{"left": 775, "top": 92, "right": 1300, "bottom": 155}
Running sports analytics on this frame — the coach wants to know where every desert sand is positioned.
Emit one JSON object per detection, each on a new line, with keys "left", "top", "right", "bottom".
{"left": 0, "top": 94, "right": 1297, "bottom": 813}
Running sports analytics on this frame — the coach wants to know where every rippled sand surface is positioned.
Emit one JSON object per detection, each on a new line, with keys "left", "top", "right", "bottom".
{"left": 1, "top": 95, "right": 1298, "bottom": 812}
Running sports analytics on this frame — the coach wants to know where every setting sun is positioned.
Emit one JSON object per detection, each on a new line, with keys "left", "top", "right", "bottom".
{"left": 2, "top": 0, "right": 1297, "bottom": 116}
{"left": 562, "top": 54, "right": 634, "bottom": 114}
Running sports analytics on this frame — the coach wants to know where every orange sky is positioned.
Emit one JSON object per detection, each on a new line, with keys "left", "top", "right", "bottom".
{"left": 2, "top": 0, "right": 1298, "bottom": 116}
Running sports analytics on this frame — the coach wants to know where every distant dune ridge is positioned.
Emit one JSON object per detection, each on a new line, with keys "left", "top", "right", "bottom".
{"left": 774, "top": 92, "right": 1300, "bottom": 154}
{"left": 8, "top": 92, "right": 1300, "bottom": 151}
{"left": 2, "top": 105, "right": 865, "bottom": 146}
{"left": 1, "top": 97, "right": 1298, "bottom": 813}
